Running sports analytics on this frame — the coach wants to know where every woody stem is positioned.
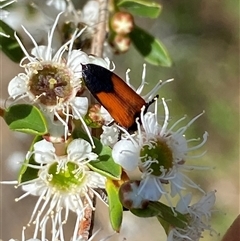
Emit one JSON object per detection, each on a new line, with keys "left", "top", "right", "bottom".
{"left": 79, "top": 0, "right": 109, "bottom": 240}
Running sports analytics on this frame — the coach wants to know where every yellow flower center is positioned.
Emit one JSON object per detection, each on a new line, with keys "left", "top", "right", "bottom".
{"left": 48, "top": 162, "right": 85, "bottom": 192}
{"left": 140, "top": 139, "right": 173, "bottom": 176}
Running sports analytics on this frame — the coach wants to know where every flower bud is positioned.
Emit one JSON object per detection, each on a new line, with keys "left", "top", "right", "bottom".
{"left": 84, "top": 103, "right": 104, "bottom": 128}
{"left": 113, "top": 34, "right": 131, "bottom": 53}
{"left": 111, "top": 11, "right": 134, "bottom": 35}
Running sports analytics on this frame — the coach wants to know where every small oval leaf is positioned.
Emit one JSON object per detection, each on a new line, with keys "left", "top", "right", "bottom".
{"left": 131, "top": 201, "right": 188, "bottom": 229}
{"left": 0, "top": 20, "right": 24, "bottom": 63}
{"left": 106, "top": 178, "right": 123, "bottom": 232}
{"left": 118, "top": 0, "right": 162, "bottom": 18}
{"left": 130, "top": 25, "right": 172, "bottom": 67}
{"left": 88, "top": 152, "right": 122, "bottom": 180}
{"left": 3, "top": 104, "right": 48, "bottom": 135}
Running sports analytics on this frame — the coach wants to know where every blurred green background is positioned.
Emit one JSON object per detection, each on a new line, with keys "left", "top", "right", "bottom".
{"left": 113, "top": 0, "right": 239, "bottom": 239}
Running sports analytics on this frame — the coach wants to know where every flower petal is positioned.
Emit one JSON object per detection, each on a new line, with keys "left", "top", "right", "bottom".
{"left": 71, "top": 97, "right": 88, "bottom": 118}
{"left": 138, "top": 176, "right": 163, "bottom": 201}
{"left": 142, "top": 112, "right": 159, "bottom": 135}
{"left": 100, "top": 106, "right": 113, "bottom": 124}
{"left": 175, "top": 193, "right": 192, "bottom": 214}
{"left": 33, "top": 139, "right": 55, "bottom": 164}
{"left": 31, "top": 45, "right": 49, "bottom": 60}
{"left": 67, "top": 50, "right": 89, "bottom": 72}
{"left": 8, "top": 76, "right": 28, "bottom": 99}
{"left": 89, "top": 56, "right": 110, "bottom": 68}
{"left": 67, "top": 139, "right": 97, "bottom": 162}
{"left": 22, "top": 182, "right": 48, "bottom": 196}
{"left": 112, "top": 139, "right": 139, "bottom": 171}
{"left": 82, "top": 0, "right": 99, "bottom": 25}
{"left": 100, "top": 125, "right": 118, "bottom": 147}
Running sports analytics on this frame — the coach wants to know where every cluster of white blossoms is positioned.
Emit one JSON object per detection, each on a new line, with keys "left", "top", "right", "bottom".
{"left": 1, "top": 1, "right": 217, "bottom": 241}
{"left": 2, "top": 4, "right": 112, "bottom": 241}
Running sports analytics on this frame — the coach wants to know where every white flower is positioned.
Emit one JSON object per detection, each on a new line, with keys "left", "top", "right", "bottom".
{"left": 15, "top": 139, "right": 106, "bottom": 241}
{"left": 1, "top": 0, "right": 56, "bottom": 43}
{"left": 167, "top": 191, "right": 216, "bottom": 241}
{"left": 112, "top": 98, "right": 208, "bottom": 204}
{"left": 55, "top": 0, "right": 100, "bottom": 53}
{"left": 81, "top": 0, "right": 100, "bottom": 28}
{"left": 46, "top": 0, "right": 66, "bottom": 12}
{"left": 7, "top": 13, "right": 110, "bottom": 144}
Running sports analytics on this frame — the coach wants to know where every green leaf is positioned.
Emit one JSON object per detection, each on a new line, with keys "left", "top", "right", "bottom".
{"left": 0, "top": 20, "right": 24, "bottom": 62}
{"left": 106, "top": 178, "right": 123, "bottom": 232}
{"left": 117, "top": 0, "right": 162, "bottom": 18}
{"left": 3, "top": 104, "right": 48, "bottom": 135}
{"left": 156, "top": 216, "right": 171, "bottom": 235}
{"left": 131, "top": 201, "right": 188, "bottom": 229}
{"left": 18, "top": 135, "right": 42, "bottom": 183}
{"left": 88, "top": 148, "right": 122, "bottom": 180}
{"left": 129, "top": 25, "right": 172, "bottom": 66}
{"left": 72, "top": 126, "right": 122, "bottom": 180}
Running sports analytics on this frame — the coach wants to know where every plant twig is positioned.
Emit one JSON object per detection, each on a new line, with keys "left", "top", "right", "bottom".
{"left": 79, "top": 1, "right": 109, "bottom": 240}
{"left": 90, "top": 0, "right": 108, "bottom": 138}
{"left": 90, "top": 0, "right": 109, "bottom": 57}
{"left": 78, "top": 190, "right": 96, "bottom": 239}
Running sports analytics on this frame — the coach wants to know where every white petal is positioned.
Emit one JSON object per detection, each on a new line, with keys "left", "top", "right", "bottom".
{"left": 86, "top": 171, "right": 106, "bottom": 189}
{"left": 34, "top": 139, "right": 55, "bottom": 164}
{"left": 8, "top": 76, "right": 27, "bottom": 99}
{"left": 88, "top": 56, "right": 110, "bottom": 68}
{"left": 143, "top": 112, "right": 158, "bottom": 135}
{"left": 100, "top": 125, "right": 119, "bottom": 147}
{"left": 22, "top": 182, "right": 47, "bottom": 196}
{"left": 112, "top": 140, "right": 139, "bottom": 171}
{"left": 192, "top": 191, "right": 216, "bottom": 212}
{"left": 34, "top": 139, "right": 55, "bottom": 152}
{"left": 175, "top": 193, "right": 192, "bottom": 214}
{"left": 138, "top": 176, "right": 162, "bottom": 201}
{"left": 168, "top": 132, "right": 188, "bottom": 160}
{"left": 170, "top": 172, "right": 184, "bottom": 197}
{"left": 67, "top": 50, "right": 89, "bottom": 72}
{"left": 46, "top": 0, "right": 67, "bottom": 11}
{"left": 71, "top": 97, "right": 89, "bottom": 118}
{"left": 67, "top": 139, "right": 96, "bottom": 162}
{"left": 82, "top": 1, "right": 99, "bottom": 24}
{"left": 0, "top": 10, "right": 9, "bottom": 20}
{"left": 100, "top": 106, "right": 113, "bottom": 124}
{"left": 31, "top": 45, "right": 50, "bottom": 60}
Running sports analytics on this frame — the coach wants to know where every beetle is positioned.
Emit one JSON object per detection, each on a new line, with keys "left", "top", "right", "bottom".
{"left": 81, "top": 64, "right": 156, "bottom": 131}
